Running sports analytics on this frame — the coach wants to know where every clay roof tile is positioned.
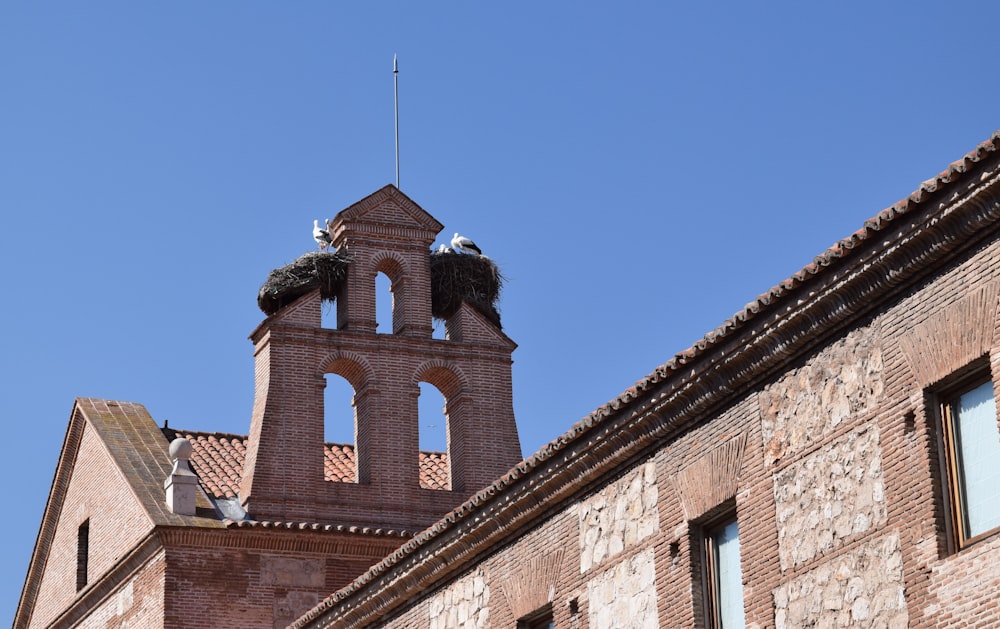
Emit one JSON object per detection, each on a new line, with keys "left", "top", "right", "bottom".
{"left": 167, "top": 429, "right": 450, "bottom": 498}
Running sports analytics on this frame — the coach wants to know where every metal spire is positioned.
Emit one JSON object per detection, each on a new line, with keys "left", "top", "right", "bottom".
{"left": 393, "top": 54, "right": 400, "bottom": 188}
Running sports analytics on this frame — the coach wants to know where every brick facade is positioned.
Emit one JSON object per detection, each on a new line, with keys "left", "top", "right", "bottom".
{"left": 16, "top": 186, "right": 523, "bottom": 628}
{"left": 240, "top": 186, "right": 521, "bottom": 528}
{"left": 294, "top": 135, "right": 1000, "bottom": 628}
{"left": 29, "top": 421, "right": 155, "bottom": 628}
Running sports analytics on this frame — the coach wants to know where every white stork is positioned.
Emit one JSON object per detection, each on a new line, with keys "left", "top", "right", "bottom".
{"left": 437, "top": 244, "right": 453, "bottom": 253}
{"left": 451, "top": 232, "right": 482, "bottom": 255}
{"left": 313, "top": 219, "right": 332, "bottom": 251}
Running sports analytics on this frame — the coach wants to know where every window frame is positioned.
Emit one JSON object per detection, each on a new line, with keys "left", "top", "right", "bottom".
{"left": 76, "top": 519, "right": 90, "bottom": 592}
{"left": 516, "top": 603, "right": 553, "bottom": 629}
{"left": 699, "top": 509, "right": 745, "bottom": 629}
{"left": 936, "top": 368, "right": 1000, "bottom": 551}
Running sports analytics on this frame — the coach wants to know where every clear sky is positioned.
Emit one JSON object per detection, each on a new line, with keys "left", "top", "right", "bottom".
{"left": 3, "top": 2, "right": 999, "bottom": 624}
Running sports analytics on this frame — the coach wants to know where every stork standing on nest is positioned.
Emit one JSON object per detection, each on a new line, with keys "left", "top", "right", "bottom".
{"left": 313, "top": 219, "right": 333, "bottom": 251}
{"left": 451, "top": 232, "right": 482, "bottom": 255}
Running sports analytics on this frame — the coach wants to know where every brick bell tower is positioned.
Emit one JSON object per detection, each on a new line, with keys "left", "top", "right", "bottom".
{"left": 239, "top": 185, "right": 522, "bottom": 529}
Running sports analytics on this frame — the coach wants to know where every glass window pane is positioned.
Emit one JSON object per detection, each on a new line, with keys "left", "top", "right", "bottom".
{"left": 712, "top": 520, "right": 745, "bottom": 629}
{"left": 954, "top": 381, "right": 1000, "bottom": 539}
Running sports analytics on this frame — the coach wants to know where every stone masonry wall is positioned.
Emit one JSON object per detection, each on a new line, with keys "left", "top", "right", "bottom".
{"left": 773, "top": 423, "right": 886, "bottom": 570}
{"left": 760, "top": 327, "right": 884, "bottom": 467}
{"left": 773, "top": 533, "right": 907, "bottom": 628}
{"left": 578, "top": 461, "right": 658, "bottom": 572}
{"left": 427, "top": 568, "right": 490, "bottom": 629}
{"left": 587, "top": 547, "right": 658, "bottom": 629}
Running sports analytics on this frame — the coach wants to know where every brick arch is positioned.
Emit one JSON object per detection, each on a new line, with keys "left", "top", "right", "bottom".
{"left": 371, "top": 250, "right": 410, "bottom": 334}
{"left": 371, "top": 250, "right": 406, "bottom": 283}
{"left": 319, "top": 351, "right": 376, "bottom": 392}
{"left": 413, "top": 359, "right": 470, "bottom": 401}
{"left": 671, "top": 434, "right": 748, "bottom": 521}
{"left": 896, "top": 280, "right": 1000, "bottom": 387}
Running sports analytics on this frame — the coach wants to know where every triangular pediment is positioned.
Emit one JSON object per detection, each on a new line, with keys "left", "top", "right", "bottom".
{"left": 329, "top": 184, "right": 444, "bottom": 236}
{"left": 448, "top": 302, "right": 517, "bottom": 350}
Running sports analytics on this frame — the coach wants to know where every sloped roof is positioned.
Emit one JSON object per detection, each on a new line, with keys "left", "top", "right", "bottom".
{"left": 293, "top": 131, "right": 1000, "bottom": 628}
{"left": 75, "top": 399, "right": 221, "bottom": 528}
{"left": 165, "top": 428, "right": 451, "bottom": 496}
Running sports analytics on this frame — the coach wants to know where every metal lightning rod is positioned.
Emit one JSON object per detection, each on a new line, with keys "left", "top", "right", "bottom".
{"left": 393, "top": 54, "right": 400, "bottom": 189}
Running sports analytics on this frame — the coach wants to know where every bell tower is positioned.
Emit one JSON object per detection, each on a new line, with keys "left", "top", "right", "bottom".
{"left": 239, "top": 185, "right": 522, "bottom": 529}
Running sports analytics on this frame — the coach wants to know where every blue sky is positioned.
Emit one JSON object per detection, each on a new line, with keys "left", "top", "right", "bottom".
{"left": 3, "top": 2, "right": 999, "bottom": 624}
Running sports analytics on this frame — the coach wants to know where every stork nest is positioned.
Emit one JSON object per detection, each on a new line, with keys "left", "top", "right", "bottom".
{"left": 429, "top": 250, "right": 503, "bottom": 327}
{"left": 257, "top": 250, "right": 503, "bottom": 328}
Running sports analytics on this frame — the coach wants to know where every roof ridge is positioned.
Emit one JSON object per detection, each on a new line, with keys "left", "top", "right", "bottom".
{"left": 167, "top": 428, "right": 248, "bottom": 441}
{"left": 170, "top": 427, "right": 446, "bottom": 454}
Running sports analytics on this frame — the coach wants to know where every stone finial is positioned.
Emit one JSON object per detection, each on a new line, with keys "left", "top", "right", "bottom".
{"left": 164, "top": 437, "right": 198, "bottom": 515}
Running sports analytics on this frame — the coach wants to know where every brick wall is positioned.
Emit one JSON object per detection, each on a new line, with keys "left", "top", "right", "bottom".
{"left": 74, "top": 550, "right": 166, "bottom": 629}
{"left": 29, "top": 423, "right": 154, "bottom": 628}
{"left": 241, "top": 189, "right": 521, "bottom": 530}
{"left": 162, "top": 532, "right": 403, "bottom": 629}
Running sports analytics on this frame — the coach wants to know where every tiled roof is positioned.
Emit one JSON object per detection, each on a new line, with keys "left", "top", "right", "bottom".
{"left": 164, "top": 428, "right": 450, "bottom": 498}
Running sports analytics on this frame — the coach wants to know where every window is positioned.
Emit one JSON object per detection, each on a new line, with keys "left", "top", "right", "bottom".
{"left": 76, "top": 519, "right": 89, "bottom": 591}
{"left": 517, "top": 604, "right": 553, "bottom": 629}
{"left": 702, "top": 514, "right": 745, "bottom": 629}
{"left": 939, "top": 376, "right": 1000, "bottom": 548}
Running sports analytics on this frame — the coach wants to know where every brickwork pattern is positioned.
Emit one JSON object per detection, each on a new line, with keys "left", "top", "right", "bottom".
{"left": 163, "top": 541, "right": 390, "bottom": 629}
{"left": 75, "top": 552, "right": 166, "bottom": 629}
{"left": 878, "top": 239, "right": 1000, "bottom": 628}
{"left": 924, "top": 534, "right": 1000, "bottom": 628}
{"left": 29, "top": 423, "right": 154, "bottom": 628}
{"left": 240, "top": 189, "right": 521, "bottom": 530}
{"left": 671, "top": 434, "right": 747, "bottom": 521}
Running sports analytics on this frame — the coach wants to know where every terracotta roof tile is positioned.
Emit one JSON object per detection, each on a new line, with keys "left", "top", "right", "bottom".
{"left": 164, "top": 428, "right": 450, "bottom": 498}
{"left": 419, "top": 452, "right": 449, "bottom": 490}
{"left": 222, "top": 518, "right": 414, "bottom": 537}
{"left": 324, "top": 443, "right": 356, "bottom": 483}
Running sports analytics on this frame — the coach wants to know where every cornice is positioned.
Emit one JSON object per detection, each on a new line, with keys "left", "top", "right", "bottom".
{"left": 158, "top": 525, "right": 408, "bottom": 559}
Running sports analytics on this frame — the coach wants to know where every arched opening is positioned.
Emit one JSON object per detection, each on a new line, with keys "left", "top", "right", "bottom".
{"left": 321, "top": 296, "right": 337, "bottom": 330}
{"left": 324, "top": 373, "right": 357, "bottom": 483}
{"left": 431, "top": 317, "right": 446, "bottom": 340}
{"left": 418, "top": 381, "right": 449, "bottom": 490}
{"left": 375, "top": 271, "right": 394, "bottom": 334}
